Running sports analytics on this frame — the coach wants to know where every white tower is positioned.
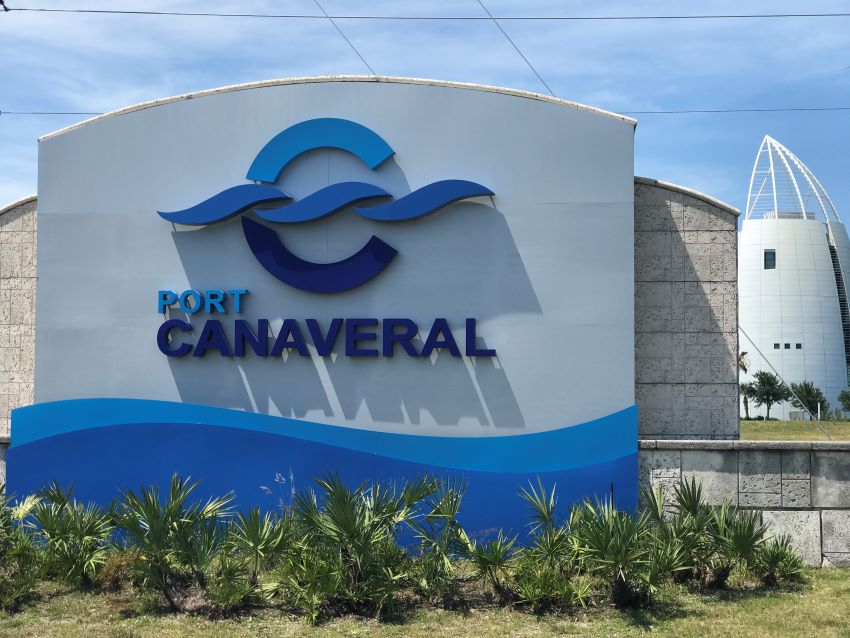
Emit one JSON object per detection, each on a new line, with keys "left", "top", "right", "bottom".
{"left": 739, "top": 135, "right": 849, "bottom": 419}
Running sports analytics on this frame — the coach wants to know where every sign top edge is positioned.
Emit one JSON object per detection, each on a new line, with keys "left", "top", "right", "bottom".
{"left": 37, "top": 75, "right": 638, "bottom": 143}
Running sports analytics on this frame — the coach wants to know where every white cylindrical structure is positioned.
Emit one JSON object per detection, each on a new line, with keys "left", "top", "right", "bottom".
{"left": 739, "top": 136, "right": 849, "bottom": 419}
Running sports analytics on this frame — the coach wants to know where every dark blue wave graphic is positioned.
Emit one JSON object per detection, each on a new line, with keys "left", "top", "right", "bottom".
{"left": 255, "top": 182, "right": 391, "bottom": 223}
{"left": 158, "top": 184, "right": 290, "bottom": 226}
{"left": 241, "top": 217, "right": 398, "bottom": 293}
{"left": 356, "top": 180, "right": 494, "bottom": 221}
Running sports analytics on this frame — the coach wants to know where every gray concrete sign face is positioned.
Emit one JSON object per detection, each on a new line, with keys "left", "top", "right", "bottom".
{"left": 14, "top": 79, "right": 638, "bottom": 530}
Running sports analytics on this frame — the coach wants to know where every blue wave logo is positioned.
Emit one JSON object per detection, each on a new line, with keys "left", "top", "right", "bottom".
{"left": 158, "top": 118, "right": 493, "bottom": 293}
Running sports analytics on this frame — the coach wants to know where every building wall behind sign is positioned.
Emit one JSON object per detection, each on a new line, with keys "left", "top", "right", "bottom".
{"left": 634, "top": 178, "right": 739, "bottom": 439}
{"left": 0, "top": 196, "right": 36, "bottom": 445}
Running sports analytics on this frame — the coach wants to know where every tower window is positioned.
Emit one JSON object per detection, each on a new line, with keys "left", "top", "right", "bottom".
{"left": 774, "top": 343, "right": 780, "bottom": 349}
{"left": 764, "top": 249, "right": 776, "bottom": 269}
{"left": 796, "top": 343, "right": 802, "bottom": 349}
{"left": 785, "top": 343, "right": 790, "bottom": 349}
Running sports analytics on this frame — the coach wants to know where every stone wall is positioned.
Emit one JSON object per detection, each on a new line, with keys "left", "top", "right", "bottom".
{"left": 0, "top": 195, "right": 37, "bottom": 459}
{"left": 634, "top": 178, "right": 739, "bottom": 439}
{"left": 640, "top": 439, "right": 850, "bottom": 566}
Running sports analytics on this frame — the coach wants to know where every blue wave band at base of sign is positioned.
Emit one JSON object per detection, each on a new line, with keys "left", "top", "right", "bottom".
{"left": 7, "top": 401, "right": 638, "bottom": 535}
{"left": 9, "top": 399, "right": 637, "bottom": 472}
{"left": 241, "top": 217, "right": 398, "bottom": 293}
{"left": 157, "top": 184, "right": 291, "bottom": 226}
{"left": 355, "top": 180, "right": 494, "bottom": 221}
{"left": 254, "top": 182, "right": 391, "bottom": 223}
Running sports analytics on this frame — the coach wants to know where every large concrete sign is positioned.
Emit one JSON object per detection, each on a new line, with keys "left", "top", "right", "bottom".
{"left": 9, "top": 78, "right": 637, "bottom": 532}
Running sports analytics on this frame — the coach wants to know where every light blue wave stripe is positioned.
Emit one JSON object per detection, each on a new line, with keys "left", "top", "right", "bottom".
{"left": 10, "top": 399, "right": 636, "bottom": 473}
{"left": 247, "top": 118, "right": 395, "bottom": 183}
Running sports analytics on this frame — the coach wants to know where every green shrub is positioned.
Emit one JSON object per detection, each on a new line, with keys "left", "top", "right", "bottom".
{"left": 225, "top": 507, "right": 291, "bottom": 586}
{"left": 0, "top": 488, "right": 42, "bottom": 613}
{"left": 511, "top": 551, "right": 593, "bottom": 614}
{"left": 111, "top": 474, "right": 234, "bottom": 614}
{"left": 277, "top": 474, "right": 439, "bottom": 622}
{"left": 32, "top": 482, "right": 113, "bottom": 590}
{"left": 97, "top": 546, "right": 142, "bottom": 592}
{"left": 710, "top": 504, "right": 767, "bottom": 587}
{"left": 468, "top": 530, "right": 516, "bottom": 602}
{"left": 754, "top": 535, "right": 804, "bottom": 586}
{"left": 572, "top": 498, "right": 687, "bottom": 608}
{"left": 410, "top": 479, "right": 470, "bottom": 608}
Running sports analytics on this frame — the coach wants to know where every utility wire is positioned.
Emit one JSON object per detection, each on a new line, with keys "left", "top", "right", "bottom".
{"left": 624, "top": 106, "right": 850, "bottom": 114}
{"left": 4, "top": 106, "right": 850, "bottom": 117}
{"left": 4, "top": 7, "right": 850, "bottom": 20}
{"left": 312, "top": 0, "right": 376, "bottom": 76}
{"left": 476, "top": 0, "right": 554, "bottom": 97}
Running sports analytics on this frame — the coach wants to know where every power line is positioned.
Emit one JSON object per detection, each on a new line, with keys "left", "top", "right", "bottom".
{"left": 477, "top": 0, "right": 554, "bottom": 97}
{"left": 312, "top": 0, "right": 376, "bottom": 76}
{"left": 0, "top": 110, "right": 101, "bottom": 115}
{"left": 5, "top": 7, "right": 850, "bottom": 21}
{"left": 623, "top": 106, "right": 850, "bottom": 114}
{"left": 4, "top": 106, "right": 850, "bottom": 118}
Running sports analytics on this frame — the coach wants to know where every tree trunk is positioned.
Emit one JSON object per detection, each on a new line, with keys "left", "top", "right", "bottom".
{"left": 743, "top": 396, "right": 750, "bottom": 419}
{"left": 766, "top": 404, "right": 771, "bottom": 419}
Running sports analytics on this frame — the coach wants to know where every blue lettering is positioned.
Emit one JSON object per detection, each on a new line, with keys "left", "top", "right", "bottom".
{"left": 465, "top": 318, "right": 496, "bottom": 356}
{"left": 421, "top": 318, "right": 461, "bottom": 357}
{"left": 383, "top": 318, "right": 419, "bottom": 357}
{"left": 193, "top": 320, "right": 232, "bottom": 357}
{"left": 157, "top": 290, "right": 177, "bottom": 314}
{"left": 271, "top": 319, "right": 309, "bottom": 356}
{"left": 234, "top": 318, "right": 269, "bottom": 356}
{"left": 346, "top": 318, "right": 379, "bottom": 357}
{"left": 306, "top": 318, "right": 343, "bottom": 356}
{"left": 157, "top": 319, "right": 192, "bottom": 357}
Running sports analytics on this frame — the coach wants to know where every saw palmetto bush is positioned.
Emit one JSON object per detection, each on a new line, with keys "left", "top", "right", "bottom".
{"left": 509, "top": 479, "right": 594, "bottom": 613}
{"left": 0, "top": 487, "right": 42, "bottom": 613}
{"left": 754, "top": 534, "right": 804, "bottom": 586}
{"left": 31, "top": 482, "right": 114, "bottom": 590}
{"left": 409, "top": 478, "right": 471, "bottom": 608}
{"left": 275, "top": 474, "right": 439, "bottom": 622}
{"left": 572, "top": 497, "right": 688, "bottom": 607}
{"left": 711, "top": 504, "right": 768, "bottom": 587}
{"left": 110, "top": 474, "right": 235, "bottom": 613}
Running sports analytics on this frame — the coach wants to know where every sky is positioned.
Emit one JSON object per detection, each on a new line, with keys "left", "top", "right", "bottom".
{"left": 1, "top": 0, "right": 849, "bottom": 218}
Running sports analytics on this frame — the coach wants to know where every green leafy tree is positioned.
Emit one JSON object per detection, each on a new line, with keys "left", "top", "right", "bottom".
{"left": 740, "top": 382, "right": 757, "bottom": 420}
{"left": 751, "top": 371, "right": 791, "bottom": 419}
{"left": 837, "top": 389, "right": 850, "bottom": 417}
{"left": 789, "top": 380, "right": 830, "bottom": 419}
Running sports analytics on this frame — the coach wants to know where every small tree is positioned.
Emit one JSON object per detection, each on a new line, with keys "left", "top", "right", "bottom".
{"left": 751, "top": 371, "right": 791, "bottom": 419}
{"left": 789, "top": 381, "right": 830, "bottom": 419}
{"left": 838, "top": 389, "right": 850, "bottom": 418}
{"left": 740, "top": 382, "right": 756, "bottom": 419}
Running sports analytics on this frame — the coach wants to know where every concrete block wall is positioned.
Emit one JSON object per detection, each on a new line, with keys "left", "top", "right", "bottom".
{"left": 0, "top": 195, "right": 37, "bottom": 447}
{"left": 640, "top": 440, "right": 850, "bottom": 566}
{"left": 634, "top": 178, "right": 740, "bottom": 439}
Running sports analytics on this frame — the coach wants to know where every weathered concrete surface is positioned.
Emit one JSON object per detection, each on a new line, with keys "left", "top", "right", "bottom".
{"left": 0, "top": 195, "right": 37, "bottom": 442}
{"left": 812, "top": 451, "right": 850, "bottom": 507}
{"left": 762, "top": 510, "right": 822, "bottom": 567}
{"left": 634, "top": 178, "right": 739, "bottom": 440}
{"left": 640, "top": 440, "right": 850, "bottom": 567}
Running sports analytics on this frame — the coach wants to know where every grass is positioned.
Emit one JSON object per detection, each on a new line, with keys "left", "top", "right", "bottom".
{"left": 740, "top": 419, "right": 850, "bottom": 441}
{"left": 1, "top": 569, "right": 849, "bottom": 637}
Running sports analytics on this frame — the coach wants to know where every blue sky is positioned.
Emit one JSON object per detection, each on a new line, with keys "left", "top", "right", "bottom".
{"left": 1, "top": 0, "right": 849, "bottom": 217}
